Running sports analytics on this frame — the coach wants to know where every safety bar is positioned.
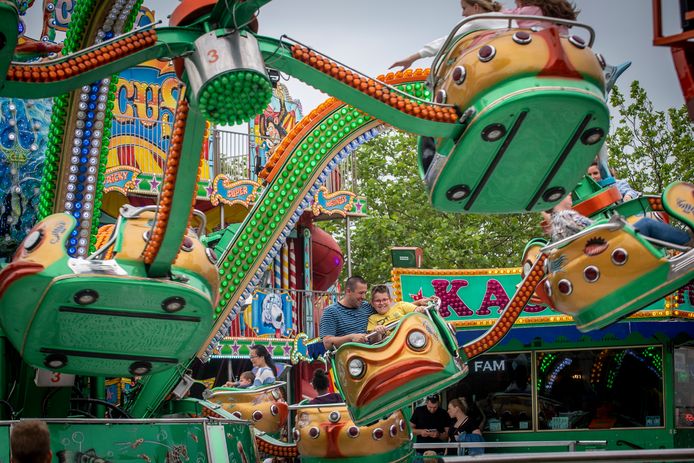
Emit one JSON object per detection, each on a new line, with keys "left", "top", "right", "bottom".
{"left": 436, "top": 448, "right": 694, "bottom": 462}
{"left": 540, "top": 216, "right": 625, "bottom": 253}
{"left": 88, "top": 204, "right": 208, "bottom": 259}
{"left": 639, "top": 235, "right": 692, "bottom": 252}
{"left": 414, "top": 440, "right": 605, "bottom": 453}
{"left": 429, "top": 14, "right": 596, "bottom": 88}
{"left": 541, "top": 214, "right": 692, "bottom": 253}
{"left": 204, "top": 381, "right": 287, "bottom": 399}
{"left": 288, "top": 403, "right": 347, "bottom": 411}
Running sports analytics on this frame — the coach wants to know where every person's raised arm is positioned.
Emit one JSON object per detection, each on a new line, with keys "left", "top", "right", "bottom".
{"left": 390, "top": 53, "right": 422, "bottom": 71}
{"left": 390, "top": 36, "right": 445, "bottom": 71}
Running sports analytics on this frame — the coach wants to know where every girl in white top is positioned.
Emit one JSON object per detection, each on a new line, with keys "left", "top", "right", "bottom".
{"left": 390, "top": 0, "right": 579, "bottom": 71}
{"left": 391, "top": 0, "right": 507, "bottom": 71}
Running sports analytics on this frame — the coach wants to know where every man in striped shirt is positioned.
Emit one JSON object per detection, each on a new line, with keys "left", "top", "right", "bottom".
{"left": 320, "top": 276, "right": 385, "bottom": 349}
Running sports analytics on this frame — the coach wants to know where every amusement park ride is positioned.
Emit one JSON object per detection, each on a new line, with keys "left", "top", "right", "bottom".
{"left": 0, "top": 0, "right": 691, "bottom": 460}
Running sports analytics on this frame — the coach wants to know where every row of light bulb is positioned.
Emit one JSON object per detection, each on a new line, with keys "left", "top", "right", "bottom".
{"left": 202, "top": 125, "right": 385, "bottom": 361}
{"left": 62, "top": 0, "right": 138, "bottom": 257}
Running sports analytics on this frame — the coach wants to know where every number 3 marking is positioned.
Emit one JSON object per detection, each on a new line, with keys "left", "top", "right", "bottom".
{"left": 207, "top": 49, "right": 219, "bottom": 64}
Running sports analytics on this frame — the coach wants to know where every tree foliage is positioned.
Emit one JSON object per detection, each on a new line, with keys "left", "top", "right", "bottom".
{"left": 606, "top": 81, "right": 693, "bottom": 194}
{"left": 320, "top": 131, "right": 539, "bottom": 284}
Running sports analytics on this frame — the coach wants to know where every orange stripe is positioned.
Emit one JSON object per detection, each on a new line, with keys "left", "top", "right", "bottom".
{"left": 573, "top": 185, "right": 621, "bottom": 216}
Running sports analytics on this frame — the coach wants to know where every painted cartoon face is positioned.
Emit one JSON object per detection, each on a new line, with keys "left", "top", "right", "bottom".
{"left": 0, "top": 214, "right": 65, "bottom": 302}
{"left": 0, "top": 210, "right": 219, "bottom": 377}
{"left": 294, "top": 405, "right": 410, "bottom": 459}
{"left": 262, "top": 293, "right": 285, "bottom": 331}
{"left": 437, "top": 26, "right": 605, "bottom": 113}
{"left": 207, "top": 385, "right": 289, "bottom": 435}
{"left": 544, "top": 224, "right": 668, "bottom": 331}
{"left": 332, "top": 312, "right": 467, "bottom": 425}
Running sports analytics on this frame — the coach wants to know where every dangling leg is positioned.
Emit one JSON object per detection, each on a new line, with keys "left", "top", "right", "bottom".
{"left": 634, "top": 217, "right": 692, "bottom": 246}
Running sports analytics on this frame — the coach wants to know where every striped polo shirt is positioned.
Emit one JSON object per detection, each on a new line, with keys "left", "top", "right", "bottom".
{"left": 319, "top": 301, "right": 374, "bottom": 338}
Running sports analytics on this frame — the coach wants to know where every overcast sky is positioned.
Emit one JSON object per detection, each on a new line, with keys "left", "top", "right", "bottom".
{"left": 255, "top": 0, "right": 685, "bottom": 115}
{"left": 25, "top": 0, "right": 687, "bottom": 115}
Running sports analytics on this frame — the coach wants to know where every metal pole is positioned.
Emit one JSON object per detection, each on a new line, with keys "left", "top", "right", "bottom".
{"left": 285, "top": 365, "right": 292, "bottom": 440}
{"left": 0, "top": 328, "right": 5, "bottom": 420}
{"left": 247, "top": 125, "right": 254, "bottom": 180}
{"left": 442, "top": 448, "right": 694, "bottom": 462}
{"left": 303, "top": 228, "right": 314, "bottom": 337}
{"left": 345, "top": 217, "right": 352, "bottom": 277}
{"left": 212, "top": 129, "right": 220, "bottom": 178}
{"left": 91, "top": 376, "right": 106, "bottom": 418}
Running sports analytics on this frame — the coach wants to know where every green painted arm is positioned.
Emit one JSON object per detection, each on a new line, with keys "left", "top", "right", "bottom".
{"left": 256, "top": 35, "right": 463, "bottom": 139}
{"left": 147, "top": 99, "right": 207, "bottom": 277}
{"left": 0, "top": 27, "right": 198, "bottom": 99}
{"left": 126, "top": 363, "right": 191, "bottom": 418}
{"left": 211, "top": 0, "right": 273, "bottom": 30}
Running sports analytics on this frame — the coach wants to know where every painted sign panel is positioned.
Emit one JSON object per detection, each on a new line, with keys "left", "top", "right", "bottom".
{"left": 249, "top": 84, "right": 303, "bottom": 177}
{"left": 311, "top": 186, "right": 367, "bottom": 217}
{"left": 393, "top": 268, "right": 692, "bottom": 327}
{"left": 209, "top": 177, "right": 261, "bottom": 206}
{"left": 108, "top": 59, "right": 183, "bottom": 174}
{"left": 0, "top": 98, "right": 52, "bottom": 259}
{"left": 222, "top": 421, "right": 259, "bottom": 463}
{"left": 252, "top": 291, "right": 295, "bottom": 337}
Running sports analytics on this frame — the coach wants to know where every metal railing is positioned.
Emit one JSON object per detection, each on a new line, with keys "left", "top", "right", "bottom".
{"left": 211, "top": 127, "right": 359, "bottom": 191}
{"left": 327, "top": 151, "right": 359, "bottom": 194}
{"left": 429, "top": 448, "right": 694, "bottom": 462}
{"left": 108, "top": 119, "right": 361, "bottom": 192}
{"left": 213, "top": 128, "right": 254, "bottom": 180}
{"left": 414, "top": 440, "right": 605, "bottom": 454}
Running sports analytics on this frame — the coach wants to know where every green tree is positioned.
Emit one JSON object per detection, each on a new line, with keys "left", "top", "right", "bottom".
{"left": 320, "top": 131, "right": 540, "bottom": 284}
{"left": 607, "top": 81, "right": 693, "bottom": 194}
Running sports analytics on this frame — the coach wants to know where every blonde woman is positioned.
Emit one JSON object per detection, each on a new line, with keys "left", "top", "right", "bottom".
{"left": 447, "top": 397, "right": 484, "bottom": 456}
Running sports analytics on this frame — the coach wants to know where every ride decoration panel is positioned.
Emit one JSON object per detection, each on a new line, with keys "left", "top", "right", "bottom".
{"left": 392, "top": 267, "right": 692, "bottom": 329}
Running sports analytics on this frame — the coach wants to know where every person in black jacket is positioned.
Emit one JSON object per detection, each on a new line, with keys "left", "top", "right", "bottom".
{"left": 410, "top": 394, "right": 450, "bottom": 455}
